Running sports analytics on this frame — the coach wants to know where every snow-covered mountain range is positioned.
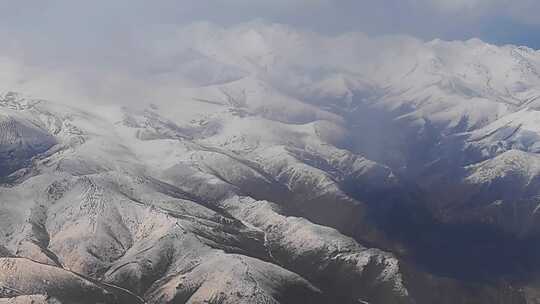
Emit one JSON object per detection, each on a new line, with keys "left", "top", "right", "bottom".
{"left": 1, "top": 23, "right": 540, "bottom": 303}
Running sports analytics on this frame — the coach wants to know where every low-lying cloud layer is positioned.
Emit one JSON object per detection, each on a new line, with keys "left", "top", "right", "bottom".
{"left": 1, "top": 1, "right": 539, "bottom": 106}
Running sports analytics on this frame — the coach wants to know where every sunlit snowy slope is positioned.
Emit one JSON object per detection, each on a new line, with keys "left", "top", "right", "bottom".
{"left": 2, "top": 23, "right": 540, "bottom": 303}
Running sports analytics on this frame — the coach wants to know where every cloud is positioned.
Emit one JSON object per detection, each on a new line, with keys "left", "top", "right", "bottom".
{"left": 418, "top": 0, "right": 497, "bottom": 11}
{"left": 0, "top": 0, "right": 539, "bottom": 52}
{"left": 0, "top": 1, "right": 539, "bottom": 108}
{"left": 0, "top": 21, "right": 392, "bottom": 106}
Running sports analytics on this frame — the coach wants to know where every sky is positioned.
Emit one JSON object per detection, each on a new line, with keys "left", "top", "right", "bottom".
{"left": 1, "top": 0, "right": 539, "bottom": 47}
{"left": 1, "top": 0, "right": 539, "bottom": 105}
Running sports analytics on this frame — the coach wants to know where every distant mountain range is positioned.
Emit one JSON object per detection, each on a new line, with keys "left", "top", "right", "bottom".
{"left": 2, "top": 23, "right": 540, "bottom": 303}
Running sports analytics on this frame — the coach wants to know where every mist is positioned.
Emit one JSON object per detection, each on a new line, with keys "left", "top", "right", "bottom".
{"left": 1, "top": 0, "right": 540, "bottom": 108}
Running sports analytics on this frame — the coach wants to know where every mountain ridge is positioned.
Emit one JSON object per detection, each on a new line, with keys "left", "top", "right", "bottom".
{"left": 2, "top": 24, "right": 540, "bottom": 302}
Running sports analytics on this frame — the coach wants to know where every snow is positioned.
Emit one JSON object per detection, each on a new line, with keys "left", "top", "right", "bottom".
{"left": 2, "top": 23, "right": 540, "bottom": 303}
{"left": 466, "top": 149, "right": 540, "bottom": 184}
{"left": 0, "top": 91, "right": 416, "bottom": 303}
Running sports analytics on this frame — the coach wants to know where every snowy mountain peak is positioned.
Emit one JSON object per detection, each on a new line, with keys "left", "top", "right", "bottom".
{"left": 1, "top": 25, "right": 540, "bottom": 303}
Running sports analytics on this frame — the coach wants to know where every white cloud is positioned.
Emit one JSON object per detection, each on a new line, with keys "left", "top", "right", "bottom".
{"left": 0, "top": 1, "right": 539, "bottom": 108}
{"left": 419, "top": 0, "right": 497, "bottom": 11}
{"left": 0, "top": 22, "right": 390, "bottom": 106}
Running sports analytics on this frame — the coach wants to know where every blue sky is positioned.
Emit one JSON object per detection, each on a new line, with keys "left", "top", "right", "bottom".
{"left": 475, "top": 18, "right": 540, "bottom": 49}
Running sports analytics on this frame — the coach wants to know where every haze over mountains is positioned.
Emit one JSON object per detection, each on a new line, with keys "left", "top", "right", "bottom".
{"left": 1, "top": 23, "right": 540, "bottom": 303}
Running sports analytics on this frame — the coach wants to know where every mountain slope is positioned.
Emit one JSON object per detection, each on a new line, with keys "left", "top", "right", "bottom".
{"left": 3, "top": 23, "right": 540, "bottom": 302}
{"left": 0, "top": 95, "right": 418, "bottom": 303}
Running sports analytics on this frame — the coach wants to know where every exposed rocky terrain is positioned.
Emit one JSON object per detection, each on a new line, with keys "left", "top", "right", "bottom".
{"left": 2, "top": 24, "right": 540, "bottom": 303}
